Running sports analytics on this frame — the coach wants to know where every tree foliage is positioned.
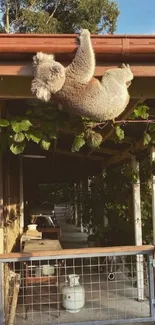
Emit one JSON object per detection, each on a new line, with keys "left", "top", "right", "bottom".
{"left": 0, "top": 0, "right": 120, "bottom": 34}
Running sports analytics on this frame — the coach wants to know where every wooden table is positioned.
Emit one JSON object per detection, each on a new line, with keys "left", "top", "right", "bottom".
{"left": 23, "top": 239, "right": 63, "bottom": 319}
{"left": 23, "top": 239, "right": 62, "bottom": 252}
{"left": 20, "top": 233, "right": 42, "bottom": 252}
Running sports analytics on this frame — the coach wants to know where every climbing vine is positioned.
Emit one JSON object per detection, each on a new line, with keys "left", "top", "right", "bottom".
{"left": 0, "top": 101, "right": 154, "bottom": 155}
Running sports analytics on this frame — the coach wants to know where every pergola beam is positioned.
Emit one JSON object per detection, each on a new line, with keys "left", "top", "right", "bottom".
{"left": 55, "top": 149, "right": 104, "bottom": 161}
{"left": 0, "top": 76, "right": 155, "bottom": 99}
{"left": 1, "top": 62, "right": 155, "bottom": 77}
{"left": 150, "top": 147, "right": 155, "bottom": 246}
{"left": 104, "top": 138, "right": 145, "bottom": 167}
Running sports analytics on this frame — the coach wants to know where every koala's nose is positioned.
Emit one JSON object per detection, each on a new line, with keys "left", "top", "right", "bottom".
{"left": 53, "top": 67, "right": 60, "bottom": 73}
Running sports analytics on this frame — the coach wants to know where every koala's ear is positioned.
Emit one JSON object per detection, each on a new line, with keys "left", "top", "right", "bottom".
{"left": 31, "top": 79, "right": 51, "bottom": 102}
{"left": 33, "top": 52, "right": 55, "bottom": 67}
{"left": 118, "top": 63, "right": 126, "bottom": 69}
{"left": 121, "top": 63, "right": 131, "bottom": 70}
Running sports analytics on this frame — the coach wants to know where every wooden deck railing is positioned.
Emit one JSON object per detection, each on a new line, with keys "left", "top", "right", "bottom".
{"left": 0, "top": 245, "right": 154, "bottom": 261}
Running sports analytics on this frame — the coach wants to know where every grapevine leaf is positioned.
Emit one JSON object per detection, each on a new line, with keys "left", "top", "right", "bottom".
{"left": 0, "top": 119, "right": 9, "bottom": 127}
{"left": 143, "top": 132, "right": 151, "bottom": 146}
{"left": 86, "top": 131, "right": 102, "bottom": 149}
{"left": 11, "top": 119, "right": 32, "bottom": 133}
{"left": 20, "top": 119, "right": 33, "bottom": 131}
{"left": 11, "top": 120, "right": 21, "bottom": 133}
{"left": 25, "top": 130, "right": 43, "bottom": 144}
{"left": 149, "top": 124, "right": 155, "bottom": 133}
{"left": 72, "top": 133, "right": 85, "bottom": 152}
{"left": 151, "top": 134, "right": 155, "bottom": 144}
{"left": 10, "top": 142, "right": 26, "bottom": 155}
{"left": 13, "top": 132, "right": 25, "bottom": 143}
{"left": 114, "top": 126, "right": 124, "bottom": 141}
{"left": 131, "top": 105, "right": 149, "bottom": 120}
{"left": 40, "top": 139, "right": 51, "bottom": 151}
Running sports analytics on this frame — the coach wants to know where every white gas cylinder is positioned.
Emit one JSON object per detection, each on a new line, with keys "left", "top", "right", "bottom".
{"left": 62, "top": 274, "right": 85, "bottom": 313}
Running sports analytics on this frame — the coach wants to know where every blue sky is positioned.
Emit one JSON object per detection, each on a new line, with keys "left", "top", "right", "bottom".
{"left": 115, "top": 0, "right": 155, "bottom": 34}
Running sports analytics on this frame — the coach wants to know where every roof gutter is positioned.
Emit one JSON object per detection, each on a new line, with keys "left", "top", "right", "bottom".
{"left": 0, "top": 34, "right": 155, "bottom": 56}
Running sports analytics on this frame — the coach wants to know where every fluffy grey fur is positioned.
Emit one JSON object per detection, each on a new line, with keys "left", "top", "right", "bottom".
{"left": 31, "top": 29, "right": 134, "bottom": 122}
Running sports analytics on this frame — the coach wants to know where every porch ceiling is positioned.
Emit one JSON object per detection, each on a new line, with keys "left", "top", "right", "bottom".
{"left": 1, "top": 34, "right": 155, "bottom": 181}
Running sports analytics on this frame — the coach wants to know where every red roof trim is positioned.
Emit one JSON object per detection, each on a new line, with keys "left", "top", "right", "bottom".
{"left": 0, "top": 34, "right": 155, "bottom": 56}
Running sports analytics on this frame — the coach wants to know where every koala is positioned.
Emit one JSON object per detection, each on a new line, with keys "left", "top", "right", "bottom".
{"left": 31, "top": 29, "right": 134, "bottom": 122}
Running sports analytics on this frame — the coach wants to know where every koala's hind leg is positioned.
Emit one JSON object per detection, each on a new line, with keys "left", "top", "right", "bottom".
{"left": 67, "top": 29, "right": 95, "bottom": 84}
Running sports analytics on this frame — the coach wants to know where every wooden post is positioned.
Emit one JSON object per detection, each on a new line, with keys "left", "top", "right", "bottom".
{"left": 74, "top": 183, "right": 78, "bottom": 227}
{"left": 150, "top": 147, "right": 155, "bottom": 245}
{"left": 88, "top": 177, "right": 93, "bottom": 235}
{"left": 0, "top": 102, "right": 4, "bottom": 253}
{"left": 132, "top": 156, "right": 144, "bottom": 301}
{"left": 0, "top": 154, "right": 3, "bottom": 254}
{"left": 8, "top": 273, "right": 21, "bottom": 325}
{"left": 79, "top": 181, "right": 84, "bottom": 233}
{"left": 19, "top": 156, "right": 24, "bottom": 235}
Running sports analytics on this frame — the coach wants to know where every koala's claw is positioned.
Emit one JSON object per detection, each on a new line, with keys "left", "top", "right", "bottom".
{"left": 80, "top": 29, "right": 90, "bottom": 37}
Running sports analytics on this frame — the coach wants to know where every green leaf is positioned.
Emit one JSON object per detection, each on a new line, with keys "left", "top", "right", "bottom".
{"left": 40, "top": 139, "right": 51, "bottom": 151}
{"left": 0, "top": 119, "right": 9, "bottom": 127}
{"left": 11, "top": 119, "right": 32, "bottom": 133}
{"left": 143, "top": 132, "right": 151, "bottom": 146}
{"left": 114, "top": 126, "right": 124, "bottom": 141}
{"left": 10, "top": 142, "right": 26, "bottom": 155}
{"left": 151, "top": 134, "right": 155, "bottom": 144}
{"left": 25, "top": 130, "right": 43, "bottom": 144}
{"left": 86, "top": 131, "right": 102, "bottom": 149}
{"left": 149, "top": 124, "right": 155, "bottom": 133}
{"left": 11, "top": 120, "right": 21, "bottom": 133}
{"left": 20, "top": 119, "right": 33, "bottom": 131}
{"left": 72, "top": 133, "right": 85, "bottom": 152}
{"left": 13, "top": 132, "right": 25, "bottom": 143}
{"left": 132, "top": 105, "right": 149, "bottom": 119}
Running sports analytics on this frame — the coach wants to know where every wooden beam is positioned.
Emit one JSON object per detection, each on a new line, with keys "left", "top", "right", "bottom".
{"left": 150, "top": 147, "right": 155, "bottom": 245}
{"left": 0, "top": 245, "right": 153, "bottom": 260}
{"left": 104, "top": 138, "right": 145, "bottom": 167}
{"left": 93, "top": 147, "right": 121, "bottom": 155}
{"left": 0, "top": 77, "right": 32, "bottom": 98}
{"left": 52, "top": 139, "right": 57, "bottom": 157}
{"left": 55, "top": 149, "right": 104, "bottom": 161}
{"left": 1, "top": 62, "right": 155, "bottom": 77}
{"left": 0, "top": 76, "right": 155, "bottom": 99}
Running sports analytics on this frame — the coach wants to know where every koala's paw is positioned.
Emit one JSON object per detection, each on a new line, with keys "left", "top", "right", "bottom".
{"left": 80, "top": 29, "right": 90, "bottom": 37}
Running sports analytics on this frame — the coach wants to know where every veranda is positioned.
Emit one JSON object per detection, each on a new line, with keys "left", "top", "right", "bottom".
{"left": 0, "top": 33, "right": 155, "bottom": 325}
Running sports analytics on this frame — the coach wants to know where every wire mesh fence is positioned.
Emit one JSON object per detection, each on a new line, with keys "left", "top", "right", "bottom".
{"left": 0, "top": 247, "right": 154, "bottom": 325}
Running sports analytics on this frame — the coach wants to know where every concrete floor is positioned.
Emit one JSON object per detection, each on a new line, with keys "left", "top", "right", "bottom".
{"left": 55, "top": 205, "right": 88, "bottom": 249}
